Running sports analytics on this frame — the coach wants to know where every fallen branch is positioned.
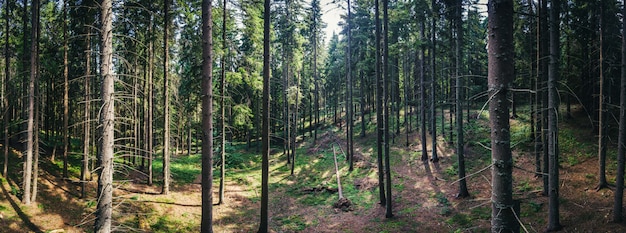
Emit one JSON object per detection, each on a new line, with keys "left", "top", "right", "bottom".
{"left": 332, "top": 145, "right": 352, "bottom": 211}
{"left": 333, "top": 145, "right": 344, "bottom": 199}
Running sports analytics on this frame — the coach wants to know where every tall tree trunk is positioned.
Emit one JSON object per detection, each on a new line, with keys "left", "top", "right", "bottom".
{"left": 375, "top": 0, "right": 386, "bottom": 207}
{"left": 313, "top": 17, "right": 320, "bottom": 145}
{"left": 540, "top": 0, "right": 549, "bottom": 196}
{"left": 346, "top": 0, "right": 354, "bottom": 171}
{"left": 31, "top": 56, "right": 40, "bottom": 203}
{"left": 201, "top": 0, "right": 214, "bottom": 231}
{"left": 31, "top": 2, "right": 41, "bottom": 202}
{"left": 534, "top": 0, "right": 542, "bottom": 179}
{"left": 455, "top": 0, "right": 469, "bottom": 198}
{"left": 404, "top": 53, "right": 410, "bottom": 147}
{"left": 430, "top": 0, "right": 439, "bottom": 163}
{"left": 20, "top": 0, "right": 27, "bottom": 159}
{"left": 23, "top": 0, "right": 40, "bottom": 206}
{"left": 284, "top": 40, "right": 291, "bottom": 164}
{"left": 547, "top": 0, "right": 562, "bottom": 230}
{"left": 313, "top": 27, "right": 319, "bottom": 144}
{"left": 290, "top": 73, "right": 299, "bottom": 175}
{"left": 133, "top": 55, "right": 139, "bottom": 166}
{"left": 282, "top": 0, "right": 291, "bottom": 162}
{"left": 62, "top": 0, "right": 69, "bottom": 179}
{"left": 82, "top": 26, "right": 92, "bottom": 199}
{"left": 259, "top": 0, "right": 271, "bottom": 229}
{"left": 94, "top": 0, "right": 114, "bottom": 230}
{"left": 360, "top": 69, "right": 366, "bottom": 138}
{"left": 218, "top": 0, "right": 227, "bottom": 205}
{"left": 162, "top": 0, "right": 171, "bottom": 195}
{"left": 383, "top": 0, "right": 392, "bottom": 218}
{"left": 3, "top": 0, "right": 10, "bottom": 178}
{"left": 420, "top": 20, "right": 428, "bottom": 162}
{"left": 147, "top": 17, "right": 154, "bottom": 186}
{"left": 614, "top": 0, "right": 626, "bottom": 222}
{"left": 488, "top": 0, "right": 517, "bottom": 231}
{"left": 596, "top": 4, "right": 608, "bottom": 190}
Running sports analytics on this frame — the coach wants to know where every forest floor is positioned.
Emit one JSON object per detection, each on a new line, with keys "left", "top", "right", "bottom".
{"left": 1, "top": 105, "right": 626, "bottom": 232}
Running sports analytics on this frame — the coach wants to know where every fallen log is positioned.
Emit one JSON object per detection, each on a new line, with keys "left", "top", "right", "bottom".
{"left": 333, "top": 145, "right": 352, "bottom": 211}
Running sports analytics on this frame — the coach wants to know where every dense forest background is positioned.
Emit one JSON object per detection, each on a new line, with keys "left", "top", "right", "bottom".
{"left": 1, "top": 0, "right": 626, "bottom": 232}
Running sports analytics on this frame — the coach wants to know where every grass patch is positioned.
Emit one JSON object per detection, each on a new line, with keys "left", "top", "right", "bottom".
{"left": 277, "top": 215, "right": 308, "bottom": 231}
{"left": 446, "top": 213, "right": 471, "bottom": 227}
{"left": 170, "top": 154, "right": 202, "bottom": 184}
{"left": 398, "top": 205, "right": 420, "bottom": 217}
{"left": 434, "top": 192, "right": 451, "bottom": 216}
{"left": 150, "top": 215, "right": 197, "bottom": 232}
{"left": 559, "top": 122, "right": 595, "bottom": 166}
{"left": 516, "top": 180, "right": 532, "bottom": 193}
{"left": 510, "top": 119, "right": 532, "bottom": 149}
{"left": 379, "top": 218, "right": 407, "bottom": 233}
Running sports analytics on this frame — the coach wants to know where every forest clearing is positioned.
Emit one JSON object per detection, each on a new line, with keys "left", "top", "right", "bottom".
{"left": 1, "top": 106, "right": 625, "bottom": 232}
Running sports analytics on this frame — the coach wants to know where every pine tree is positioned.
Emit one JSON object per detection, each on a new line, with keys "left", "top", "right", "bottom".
{"left": 613, "top": 0, "right": 626, "bottom": 223}
{"left": 547, "top": 0, "right": 562, "bottom": 230}
{"left": 454, "top": 0, "right": 469, "bottom": 198}
{"left": 94, "top": 0, "right": 114, "bottom": 230}
{"left": 258, "top": 0, "right": 271, "bottom": 230}
{"left": 201, "top": 0, "right": 214, "bottom": 231}
{"left": 488, "top": 0, "right": 517, "bottom": 231}
{"left": 162, "top": 0, "right": 171, "bottom": 195}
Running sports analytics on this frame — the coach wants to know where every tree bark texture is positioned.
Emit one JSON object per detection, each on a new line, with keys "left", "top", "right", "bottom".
{"left": 383, "top": 0, "right": 392, "bottom": 218}
{"left": 614, "top": 0, "right": 626, "bottom": 223}
{"left": 94, "top": 0, "right": 114, "bottom": 231}
{"left": 455, "top": 0, "right": 469, "bottom": 198}
{"left": 82, "top": 26, "right": 92, "bottom": 199}
{"left": 162, "top": 0, "right": 171, "bottom": 195}
{"left": 219, "top": 0, "right": 227, "bottom": 205}
{"left": 62, "top": 0, "right": 69, "bottom": 179}
{"left": 347, "top": 0, "right": 354, "bottom": 171}
{"left": 201, "top": 0, "right": 214, "bottom": 231}
{"left": 3, "top": 0, "right": 10, "bottom": 178}
{"left": 547, "top": 0, "right": 562, "bottom": 230}
{"left": 488, "top": 0, "right": 517, "bottom": 231}
{"left": 258, "top": 0, "right": 271, "bottom": 230}
{"left": 430, "top": 0, "right": 439, "bottom": 163}
{"left": 375, "top": 0, "right": 386, "bottom": 207}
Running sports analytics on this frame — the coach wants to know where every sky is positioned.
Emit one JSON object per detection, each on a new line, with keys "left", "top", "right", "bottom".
{"left": 319, "top": 0, "right": 488, "bottom": 44}
{"left": 320, "top": 0, "right": 343, "bottom": 44}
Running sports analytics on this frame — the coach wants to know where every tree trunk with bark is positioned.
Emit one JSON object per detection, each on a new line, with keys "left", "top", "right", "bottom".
{"left": 596, "top": 4, "right": 608, "bottom": 191}
{"left": 31, "top": 58, "right": 40, "bottom": 204}
{"left": 259, "top": 0, "right": 271, "bottom": 230}
{"left": 420, "top": 20, "right": 428, "bottom": 162}
{"left": 162, "top": 0, "right": 171, "bottom": 195}
{"left": 374, "top": 0, "right": 386, "bottom": 207}
{"left": 383, "top": 0, "right": 392, "bottom": 218}
{"left": 430, "top": 0, "right": 439, "bottom": 163}
{"left": 3, "top": 0, "right": 10, "bottom": 178}
{"left": 218, "top": 0, "right": 227, "bottom": 204}
{"left": 94, "top": 0, "right": 114, "bottom": 230}
{"left": 201, "top": 0, "right": 214, "bottom": 231}
{"left": 147, "top": 18, "right": 154, "bottom": 186}
{"left": 614, "top": 0, "right": 626, "bottom": 223}
{"left": 455, "top": 0, "right": 469, "bottom": 198}
{"left": 346, "top": 0, "right": 354, "bottom": 171}
{"left": 540, "top": 0, "right": 549, "bottom": 196}
{"left": 62, "top": 0, "right": 69, "bottom": 179}
{"left": 488, "top": 0, "right": 517, "bottom": 231}
{"left": 547, "top": 0, "right": 562, "bottom": 230}
{"left": 23, "top": 0, "right": 40, "bottom": 206}
{"left": 82, "top": 26, "right": 92, "bottom": 199}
